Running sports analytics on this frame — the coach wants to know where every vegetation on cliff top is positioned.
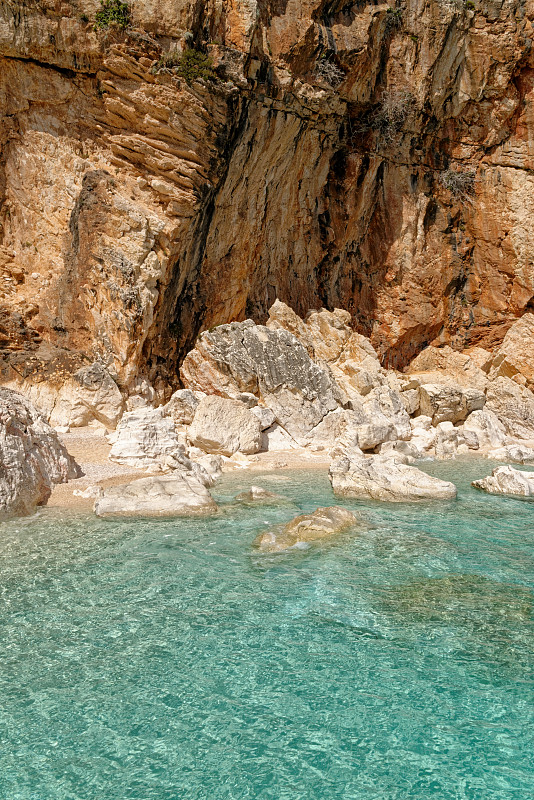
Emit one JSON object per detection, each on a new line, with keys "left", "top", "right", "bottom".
{"left": 94, "top": 0, "right": 130, "bottom": 30}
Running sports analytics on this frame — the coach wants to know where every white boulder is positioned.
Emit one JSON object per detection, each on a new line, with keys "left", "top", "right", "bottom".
{"left": 418, "top": 383, "right": 485, "bottom": 425}
{"left": 108, "top": 406, "right": 188, "bottom": 471}
{"left": 485, "top": 377, "right": 534, "bottom": 440}
{"left": 164, "top": 389, "right": 200, "bottom": 425}
{"left": 472, "top": 465, "right": 534, "bottom": 496}
{"left": 188, "top": 395, "right": 262, "bottom": 456}
{"left": 94, "top": 473, "right": 218, "bottom": 517}
{"left": 486, "top": 444, "right": 534, "bottom": 464}
{"left": 461, "top": 409, "right": 507, "bottom": 450}
{"left": 49, "top": 363, "right": 123, "bottom": 429}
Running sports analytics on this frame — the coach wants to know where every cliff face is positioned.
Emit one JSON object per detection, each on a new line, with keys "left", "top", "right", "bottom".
{"left": 1, "top": 0, "right": 534, "bottom": 396}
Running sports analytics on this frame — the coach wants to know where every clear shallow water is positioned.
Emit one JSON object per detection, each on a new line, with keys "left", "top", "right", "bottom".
{"left": 0, "top": 460, "right": 533, "bottom": 800}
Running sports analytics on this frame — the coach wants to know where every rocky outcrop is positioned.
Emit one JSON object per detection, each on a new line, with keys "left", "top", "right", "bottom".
{"left": 254, "top": 506, "right": 358, "bottom": 553}
{"left": 329, "top": 451, "right": 457, "bottom": 502}
{"left": 94, "top": 474, "right": 217, "bottom": 517}
{"left": 3, "top": 0, "right": 534, "bottom": 402}
{"left": 0, "top": 388, "right": 80, "bottom": 518}
{"left": 181, "top": 320, "right": 341, "bottom": 444}
{"left": 472, "top": 466, "right": 534, "bottom": 497}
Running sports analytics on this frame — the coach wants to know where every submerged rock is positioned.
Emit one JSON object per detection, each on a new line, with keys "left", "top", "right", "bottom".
{"left": 94, "top": 474, "right": 218, "bottom": 517}
{"left": 0, "top": 388, "right": 81, "bottom": 519}
{"left": 329, "top": 451, "right": 457, "bottom": 502}
{"left": 254, "top": 506, "right": 359, "bottom": 552}
{"left": 234, "top": 485, "right": 287, "bottom": 503}
{"left": 472, "top": 465, "right": 534, "bottom": 497}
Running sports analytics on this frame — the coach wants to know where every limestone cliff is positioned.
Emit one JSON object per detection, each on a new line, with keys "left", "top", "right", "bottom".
{"left": 1, "top": 0, "right": 534, "bottom": 398}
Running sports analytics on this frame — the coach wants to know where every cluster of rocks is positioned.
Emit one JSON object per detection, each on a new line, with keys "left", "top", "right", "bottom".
{"left": 93, "top": 303, "right": 534, "bottom": 510}
{"left": 6, "top": 301, "right": 534, "bottom": 518}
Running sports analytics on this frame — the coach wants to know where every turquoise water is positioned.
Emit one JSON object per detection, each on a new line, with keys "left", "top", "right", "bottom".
{"left": 0, "top": 460, "right": 533, "bottom": 799}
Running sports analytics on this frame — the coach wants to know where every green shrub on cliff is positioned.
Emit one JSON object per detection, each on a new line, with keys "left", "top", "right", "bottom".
{"left": 94, "top": 0, "right": 130, "bottom": 30}
{"left": 153, "top": 48, "right": 217, "bottom": 84}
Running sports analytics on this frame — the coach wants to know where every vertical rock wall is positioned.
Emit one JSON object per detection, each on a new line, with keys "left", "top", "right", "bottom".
{"left": 1, "top": 0, "right": 534, "bottom": 395}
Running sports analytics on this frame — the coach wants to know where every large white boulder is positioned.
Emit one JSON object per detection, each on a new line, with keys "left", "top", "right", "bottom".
{"left": 188, "top": 395, "right": 262, "bottom": 456}
{"left": 461, "top": 409, "right": 507, "bottom": 450}
{"left": 181, "top": 318, "right": 341, "bottom": 444}
{"left": 329, "top": 451, "right": 457, "bottom": 502}
{"left": 0, "top": 388, "right": 80, "bottom": 518}
{"left": 363, "top": 386, "right": 412, "bottom": 440}
{"left": 164, "top": 389, "right": 200, "bottom": 425}
{"left": 108, "top": 405, "right": 188, "bottom": 470}
{"left": 472, "top": 465, "right": 534, "bottom": 496}
{"left": 486, "top": 444, "right": 534, "bottom": 464}
{"left": 418, "top": 383, "right": 485, "bottom": 425}
{"left": 94, "top": 473, "right": 217, "bottom": 517}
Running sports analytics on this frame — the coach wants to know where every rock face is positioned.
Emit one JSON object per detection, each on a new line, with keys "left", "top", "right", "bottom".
{"left": 254, "top": 506, "right": 358, "bottom": 552}
{"left": 0, "top": 388, "right": 80, "bottom": 518}
{"left": 3, "top": 0, "right": 534, "bottom": 401}
{"left": 94, "top": 474, "right": 217, "bottom": 517}
{"left": 329, "top": 451, "right": 457, "bottom": 502}
{"left": 472, "top": 466, "right": 534, "bottom": 497}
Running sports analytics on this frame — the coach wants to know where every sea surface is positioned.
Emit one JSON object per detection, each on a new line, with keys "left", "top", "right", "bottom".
{"left": 0, "top": 460, "right": 533, "bottom": 799}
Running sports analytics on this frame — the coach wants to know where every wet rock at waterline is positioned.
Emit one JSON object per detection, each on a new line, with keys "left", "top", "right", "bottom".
{"left": 329, "top": 452, "right": 457, "bottom": 502}
{"left": 94, "top": 474, "right": 218, "bottom": 518}
{"left": 472, "top": 465, "right": 534, "bottom": 497}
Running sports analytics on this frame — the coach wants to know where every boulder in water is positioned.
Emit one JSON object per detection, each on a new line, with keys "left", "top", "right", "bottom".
{"left": 329, "top": 451, "right": 457, "bottom": 502}
{"left": 472, "top": 465, "right": 534, "bottom": 497}
{"left": 254, "top": 506, "right": 359, "bottom": 552}
{"left": 94, "top": 473, "right": 217, "bottom": 517}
